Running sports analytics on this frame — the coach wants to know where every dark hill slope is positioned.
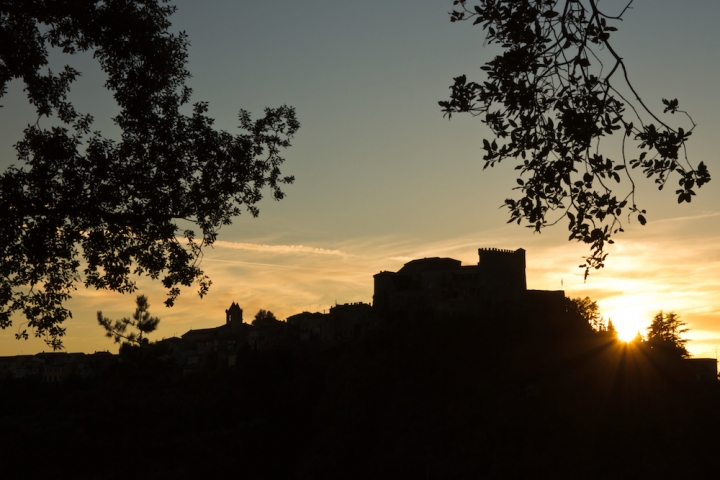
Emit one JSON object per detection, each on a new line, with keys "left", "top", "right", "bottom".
{"left": 1, "top": 311, "right": 718, "bottom": 479}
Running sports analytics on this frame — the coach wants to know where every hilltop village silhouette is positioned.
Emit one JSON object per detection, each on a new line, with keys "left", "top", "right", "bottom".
{"left": 169, "top": 247, "right": 567, "bottom": 374}
{"left": 3, "top": 246, "right": 562, "bottom": 378}
{"left": 2, "top": 246, "right": 717, "bottom": 381}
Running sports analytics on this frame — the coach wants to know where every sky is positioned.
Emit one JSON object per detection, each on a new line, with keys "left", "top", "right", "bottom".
{"left": 1, "top": 0, "right": 719, "bottom": 356}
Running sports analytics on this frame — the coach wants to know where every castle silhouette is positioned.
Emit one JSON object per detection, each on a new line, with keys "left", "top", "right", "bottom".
{"left": 374, "top": 247, "right": 544, "bottom": 314}
{"left": 165, "top": 246, "right": 568, "bottom": 373}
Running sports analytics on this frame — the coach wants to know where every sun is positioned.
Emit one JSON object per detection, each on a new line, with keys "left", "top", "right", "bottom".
{"left": 601, "top": 304, "right": 649, "bottom": 343}
{"left": 595, "top": 294, "right": 656, "bottom": 343}
{"left": 607, "top": 313, "right": 647, "bottom": 343}
{"left": 614, "top": 321, "right": 642, "bottom": 343}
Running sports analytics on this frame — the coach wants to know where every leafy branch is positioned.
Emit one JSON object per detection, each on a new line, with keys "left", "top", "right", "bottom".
{"left": 0, "top": 1, "right": 299, "bottom": 348}
{"left": 440, "top": 0, "right": 710, "bottom": 278}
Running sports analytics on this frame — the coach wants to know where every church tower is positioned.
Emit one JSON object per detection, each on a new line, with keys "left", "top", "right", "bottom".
{"left": 226, "top": 302, "right": 244, "bottom": 333}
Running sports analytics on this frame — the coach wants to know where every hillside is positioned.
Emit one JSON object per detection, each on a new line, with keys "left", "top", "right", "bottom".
{"left": 1, "top": 309, "right": 718, "bottom": 479}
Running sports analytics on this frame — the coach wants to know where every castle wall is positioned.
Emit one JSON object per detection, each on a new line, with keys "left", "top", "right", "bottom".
{"left": 373, "top": 247, "right": 531, "bottom": 316}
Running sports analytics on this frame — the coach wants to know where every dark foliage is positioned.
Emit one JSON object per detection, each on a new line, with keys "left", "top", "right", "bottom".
{"left": 97, "top": 294, "right": 160, "bottom": 346}
{"left": 252, "top": 309, "right": 278, "bottom": 327}
{"left": 646, "top": 311, "right": 690, "bottom": 359}
{"left": 440, "top": 1, "right": 710, "bottom": 278}
{"left": 0, "top": 0, "right": 299, "bottom": 348}
{"left": 566, "top": 295, "right": 616, "bottom": 336}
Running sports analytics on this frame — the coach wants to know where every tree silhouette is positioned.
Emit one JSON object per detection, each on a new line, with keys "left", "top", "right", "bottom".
{"left": 252, "top": 309, "right": 279, "bottom": 327}
{"left": 97, "top": 294, "right": 160, "bottom": 347}
{"left": 441, "top": 1, "right": 710, "bottom": 278}
{"left": 604, "top": 319, "right": 617, "bottom": 339}
{"left": 0, "top": 1, "right": 299, "bottom": 348}
{"left": 646, "top": 311, "right": 689, "bottom": 358}
{"left": 566, "top": 296, "right": 606, "bottom": 331}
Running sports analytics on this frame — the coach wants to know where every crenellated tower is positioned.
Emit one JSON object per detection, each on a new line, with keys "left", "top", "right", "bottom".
{"left": 477, "top": 247, "right": 526, "bottom": 291}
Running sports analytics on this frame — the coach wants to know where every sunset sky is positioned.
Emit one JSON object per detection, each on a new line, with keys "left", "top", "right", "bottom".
{"left": 1, "top": 1, "right": 719, "bottom": 357}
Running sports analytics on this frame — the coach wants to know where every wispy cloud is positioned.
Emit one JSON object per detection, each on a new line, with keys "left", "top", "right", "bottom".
{"left": 213, "top": 240, "right": 348, "bottom": 256}
{"left": 650, "top": 211, "right": 720, "bottom": 224}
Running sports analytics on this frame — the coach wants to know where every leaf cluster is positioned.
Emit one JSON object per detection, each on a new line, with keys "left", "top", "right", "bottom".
{"left": 441, "top": 0, "right": 709, "bottom": 279}
{"left": 0, "top": 1, "right": 299, "bottom": 348}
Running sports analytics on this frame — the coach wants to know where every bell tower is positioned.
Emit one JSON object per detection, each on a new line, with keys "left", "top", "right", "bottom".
{"left": 226, "top": 302, "right": 244, "bottom": 332}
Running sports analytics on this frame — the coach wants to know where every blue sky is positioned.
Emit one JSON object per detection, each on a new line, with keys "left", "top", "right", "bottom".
{"left": 1, "top": 1, "right": 719, "bottom": 355}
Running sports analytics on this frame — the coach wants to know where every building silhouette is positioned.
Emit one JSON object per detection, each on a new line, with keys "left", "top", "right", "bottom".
{"left": 373, "top": 247, "right": 564, "bottom": 318}
{"left": 4, "top": 246, "right": 712, "bottom": 381}
{"left": 168, "top": 246, "right": 567, "bottom": 372}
